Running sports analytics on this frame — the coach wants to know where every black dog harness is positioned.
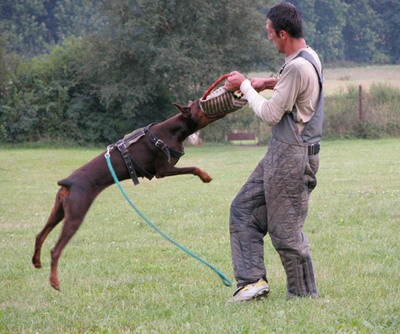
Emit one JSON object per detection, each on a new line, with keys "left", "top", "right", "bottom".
{"left": 112, "top": 124, "right": 184, "bottom": 185}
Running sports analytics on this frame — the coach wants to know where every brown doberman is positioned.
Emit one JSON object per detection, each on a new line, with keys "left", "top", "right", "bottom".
{"left": 32, "top": 98, "right": 235, "bottom": 291}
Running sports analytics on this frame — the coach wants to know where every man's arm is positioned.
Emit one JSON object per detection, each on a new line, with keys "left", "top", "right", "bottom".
{"left": 223, "top": 71, "right": 277, "bottom": 92}
{"left": 224, "top": 70, "right": 295, "bottom": 126}
{"left": 250, "top": 77, "right": 277, "bottom": 91}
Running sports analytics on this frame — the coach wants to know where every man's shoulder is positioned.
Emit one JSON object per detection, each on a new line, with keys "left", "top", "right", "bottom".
{"left": 285, "top": 56, "right": 313, "bottom": 73}
{"left": 287, "top": 48, "right": 322, "bottom": 74}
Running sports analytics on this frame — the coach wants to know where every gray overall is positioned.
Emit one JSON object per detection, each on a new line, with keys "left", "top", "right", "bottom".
{"left": 230, "top": 51, "right": 324, "bottom": 297}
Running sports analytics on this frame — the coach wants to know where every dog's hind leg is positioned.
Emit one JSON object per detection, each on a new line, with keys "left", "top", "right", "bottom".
{"left": 32, "top": 187, "right": 67, "bottom": 269}
{"left": 48, "top": 189, "right": 96, "bottom": 291}
{"left": 49, "top": 217, "right": 82, "bottom": 291}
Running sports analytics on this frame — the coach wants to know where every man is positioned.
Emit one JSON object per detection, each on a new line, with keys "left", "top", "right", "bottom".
{"left": 224, "top": 2, "right": 323, "bottom": 302}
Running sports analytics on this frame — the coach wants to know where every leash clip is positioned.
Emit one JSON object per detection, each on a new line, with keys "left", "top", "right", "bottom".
{"left": 105, "top": 144, "right": 113, "bottom": 158}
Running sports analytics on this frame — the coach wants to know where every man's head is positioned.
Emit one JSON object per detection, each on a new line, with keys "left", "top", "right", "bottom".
{"left": 266, "top": 2, "right": 303, "bottom": 39}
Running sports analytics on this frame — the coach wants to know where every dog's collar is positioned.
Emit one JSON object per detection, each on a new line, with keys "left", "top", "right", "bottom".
{"left": 144, "top": 124, "right": 185, "bottom": 163}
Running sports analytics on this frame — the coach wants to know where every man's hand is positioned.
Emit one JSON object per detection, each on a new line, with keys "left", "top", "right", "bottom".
{"left": 224, "top": 71, "right": 246, "bottom": 91}
{"left": 225, "top": 71, "right": 278, "bottom": 93}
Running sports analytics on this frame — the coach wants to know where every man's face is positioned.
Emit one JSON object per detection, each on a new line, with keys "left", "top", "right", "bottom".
{"left": 266, "top": 19, "right": 284, "bottom": 53}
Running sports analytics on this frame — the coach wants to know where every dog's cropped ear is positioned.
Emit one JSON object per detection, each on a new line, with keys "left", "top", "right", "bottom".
{"left": 172, "top": 103, "right": 191, "bottom": 118}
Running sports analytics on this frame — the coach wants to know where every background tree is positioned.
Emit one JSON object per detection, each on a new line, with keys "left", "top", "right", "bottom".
{"left": 292, "top": 0, "right": 397, "bottom": 65}
{"left": 292, "top": 0, "right": 349, "bottom": 63}
{"left": 1, "top": 0, "right": 273, "bottom": 143}
{"left": 77, "top": 0, "right": 270, "bottom": 132}
{"left": 0, "top": 0, "right": 101, "bottom": 58}
{"left": 371, "top": 0, "right": 400, "bottom": 64}
{"left": 0, "top": 34, "right": 7, "bottom": 92}
{"left": 342, "top": 0, "right": 389, "bottom": 64}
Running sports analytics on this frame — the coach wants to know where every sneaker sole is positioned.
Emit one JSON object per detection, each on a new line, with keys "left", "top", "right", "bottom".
{"left": 227, "top": 288, "right": 270, "bottom": 303}
{"left": 253, "top": 288, "right": 270, "bottom": 301}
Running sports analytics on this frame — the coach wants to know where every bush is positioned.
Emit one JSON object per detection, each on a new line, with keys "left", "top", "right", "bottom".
{"left": 323, "top": 83, "right": 400, "bottom": 139}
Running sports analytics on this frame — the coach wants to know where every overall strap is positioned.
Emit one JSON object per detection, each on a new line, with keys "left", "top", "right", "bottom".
{"left": 295, "top": 51, "right": 324, "bottom": 144}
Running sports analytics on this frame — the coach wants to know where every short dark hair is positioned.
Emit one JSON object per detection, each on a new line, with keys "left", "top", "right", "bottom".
{"left": 266, "top": 2, "right": 303, "bottom": 39}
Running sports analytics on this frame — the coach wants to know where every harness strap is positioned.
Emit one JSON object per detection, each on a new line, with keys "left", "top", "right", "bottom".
{"left": 130, "top": 157, "right": 154, "bottom": 181}
{"left": 144, "top": 125, "right": 184, "bottom": 163}
{"left": 116, "top": 140, "right": 154, "bottom": 185}
{"left": 122, "top": 127, "right": 146, "bottom": 147}
{"left": 112, "top": 123, "right": 184, "bottom": 186}
{"left": 116, "top": 140, "right": 140, "bottom": 185}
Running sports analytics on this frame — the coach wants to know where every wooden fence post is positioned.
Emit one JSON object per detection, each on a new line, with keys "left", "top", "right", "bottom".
{"left": 359, "top": 85, "right": 364, "bottom": 121}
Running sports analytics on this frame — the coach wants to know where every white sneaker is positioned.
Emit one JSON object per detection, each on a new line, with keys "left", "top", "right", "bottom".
{"left": 227, "top": 279, "right": 270, "bottom": 302}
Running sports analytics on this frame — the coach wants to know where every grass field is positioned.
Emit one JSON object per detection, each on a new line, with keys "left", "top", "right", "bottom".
{"left": 1, "top": 139, "right": 399, "bottom": 333}
{"left": 323, "top": 65, "right": 400, "bottom": 95}
{"left": 251, "top": 64, "right": 400, "bottom": 96}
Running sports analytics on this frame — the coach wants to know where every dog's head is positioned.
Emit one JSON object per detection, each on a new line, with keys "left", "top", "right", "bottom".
{"left": 172, "top": 75, "right": 248, "bottom": 132}
{"left": 173, "top": 88, "right": 247, "bottom": 131}
{"left": 172, "top": 99, "right": 227, "bottom": 131}
{"left": 199, "top": 87, "right": 247, "bottom": 117}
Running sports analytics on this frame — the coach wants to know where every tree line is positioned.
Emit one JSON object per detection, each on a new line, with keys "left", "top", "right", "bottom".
{"left": 292, "top": 0, "right": 399, "bottom": 65}
{"left": 0, "top": 0, "right": 399, "bottom": 144}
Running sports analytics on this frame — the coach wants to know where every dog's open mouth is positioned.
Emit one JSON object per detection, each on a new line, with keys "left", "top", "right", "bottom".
{"left": 199, "top": 75, "right": 247, "bottom": 116}
{"left": 200, "top": 86, "right": 247, "bottom": 116}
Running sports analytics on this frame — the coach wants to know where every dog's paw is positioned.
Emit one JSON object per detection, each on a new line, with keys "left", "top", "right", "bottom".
{"left": 198, "top": 171, "right": 213, "bottom": 183}
{"left": 32, "top": 257, "right": 42, "bottom": 269}
{"left": 50, "top": 276, "right": 61, "bottom": 291}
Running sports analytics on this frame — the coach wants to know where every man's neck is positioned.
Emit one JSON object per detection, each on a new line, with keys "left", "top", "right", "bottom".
{"left": 284, "top": 38, "right": 307, "bottom": 57}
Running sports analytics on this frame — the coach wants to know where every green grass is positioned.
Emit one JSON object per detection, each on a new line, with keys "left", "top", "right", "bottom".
{"left": 1, "top": 140, "right": 399, "bottom": 333}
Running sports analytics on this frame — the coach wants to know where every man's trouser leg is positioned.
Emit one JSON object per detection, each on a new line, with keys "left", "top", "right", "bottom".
{"left": 229, "top": 159, "right": 268, "bottom": 288}
{"left": 265, "top": 140, "right": 319, "bottom": 297}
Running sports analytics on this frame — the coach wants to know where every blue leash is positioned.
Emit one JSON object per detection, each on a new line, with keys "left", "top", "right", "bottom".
{"left": 104, "top": 148, "right": 232, "bottom": 287}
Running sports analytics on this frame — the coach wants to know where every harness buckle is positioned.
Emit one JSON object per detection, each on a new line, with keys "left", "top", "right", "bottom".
{"left": 155, "top": 139, "right": 165, "bottom": 149}
{"left": 116, "top": 140, "right": 127, "bottom": 152}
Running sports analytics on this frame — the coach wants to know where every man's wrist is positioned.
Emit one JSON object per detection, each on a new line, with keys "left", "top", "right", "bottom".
{"left": 240, "top": 79, "right": 252, "bottom": 93}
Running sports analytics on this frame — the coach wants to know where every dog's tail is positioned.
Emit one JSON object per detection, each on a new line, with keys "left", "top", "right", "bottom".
{"left": 57, "top": 178, "right": 72, "bottom": 188}
{"left": 45, "top": 186, "right": 68, "bottom": 230}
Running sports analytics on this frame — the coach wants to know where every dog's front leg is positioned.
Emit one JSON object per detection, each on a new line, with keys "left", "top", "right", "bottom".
{"left": 156, "top": 166, "right": 212, "bottom": 183}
